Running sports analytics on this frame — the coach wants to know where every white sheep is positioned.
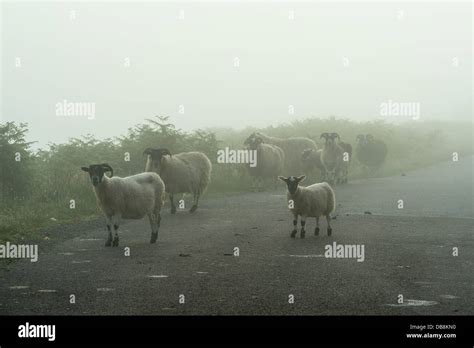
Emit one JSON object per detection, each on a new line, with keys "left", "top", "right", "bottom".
{"left": 143, "top": 148, "right": 212, "bottom": 214}
{"left": 81, "top": 163, "right": 165, "bottom": 247}
{"left": 245, "top": 132, "right": 317, "bottom": 174}
{"left": 279, "top": 175, "right": 336, "bottom": 238}
{"left": 245, "top": 136, "right": 284, "bottom": 191}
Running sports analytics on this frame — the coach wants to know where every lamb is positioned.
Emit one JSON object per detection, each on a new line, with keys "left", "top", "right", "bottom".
{"left": 355, "top": 134, "right": 388, "bottom": 174}
{"left": 143, "top": 148, "right": 212, "bottom": 214}
{"left": 320, "top": 132, "right": 345, "bottom": 186}
{"left": 279, "top": 175, "right": 336, "bottom": 238}
{"left": 244, "top": 132, "right": 317, "bottom": 174}
{"left": 245, "top": 135, "right": 284, "bottom": 191}
{"left": 81, "top": 163, "right": 165, "bottom": 247}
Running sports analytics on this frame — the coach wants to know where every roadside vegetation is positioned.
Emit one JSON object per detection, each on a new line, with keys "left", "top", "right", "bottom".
{"left": 0, "top": 116, "right": 472, "bottom": 243}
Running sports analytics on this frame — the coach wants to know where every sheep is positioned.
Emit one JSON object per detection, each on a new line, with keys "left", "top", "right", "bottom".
{"left": 81, "top": 163, "right": 165, "bottom": 247}
{"left": 245, "top": 136, "right": 284, "bottom": 191}
{"left": 279, "top": 175, "right": 336, "bottom": 238}
{"left": 143, "top": 148, "right": 212, "bottom": 214}
{"left": 331, "top": 133, "right": 353, "bottom": 184}
{"left": 319, "top": 132, "right": 345, "bottom": 186}
{"left": 355, "top": 134, "right": 388, "bottom": 174}
{"left": 301, "top": 148, "right": 326, "bottom": 180}
{"left": 244, "top": 132, "right": 317, "bottom": 174}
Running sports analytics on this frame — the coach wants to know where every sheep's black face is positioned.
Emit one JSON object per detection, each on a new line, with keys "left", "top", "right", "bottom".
{"left": 145, "top": 151, "right": 163, "bottom": 171}
{"left": 143, "top": 148, "right": 171, "bottom": 174}
{"left": 279, "top": 175, "right": 306, "bottom": 195}
{"left": 82, "top": 165, "right": 105, "bottom": 186}
{"left": 81, "top": 164, "right": 113, "bottom": 186}
{"left": 326, "top": 136, "right": 336, "bottom": 146}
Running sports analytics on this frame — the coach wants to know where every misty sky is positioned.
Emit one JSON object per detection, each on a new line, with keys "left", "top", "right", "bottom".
{"left": 1, "top": 1, "right": 472, "bottom": 148}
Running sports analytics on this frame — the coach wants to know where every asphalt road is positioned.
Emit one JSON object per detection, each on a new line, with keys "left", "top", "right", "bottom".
{"left": 0, "top": 156, "right": 472, "bottom": 315}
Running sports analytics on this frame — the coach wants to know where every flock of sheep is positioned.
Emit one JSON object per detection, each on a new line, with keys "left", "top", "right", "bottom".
{"left": 81, "top": 148, "right": 212, "bottom": 246}
{"left": 244, "top": 131, "right": 387, "bottom": 187}
{"left": 81, "top": 132, "right": 387, "bottom": 245}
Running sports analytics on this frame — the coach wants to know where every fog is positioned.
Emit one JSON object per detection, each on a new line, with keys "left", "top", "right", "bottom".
{"left": 1, "top": 1, "right": 472, "bottom": 148}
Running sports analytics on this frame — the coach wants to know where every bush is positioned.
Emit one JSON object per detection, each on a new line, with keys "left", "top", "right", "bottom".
{"left": 0, "top": 116, "right": 472, "bottom": 243}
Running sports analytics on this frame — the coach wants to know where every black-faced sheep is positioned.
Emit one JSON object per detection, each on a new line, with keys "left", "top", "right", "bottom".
{"left": 81, "top": 163, "right": 165, "bottom": 246}
{"left": 143, "top": 148, "right": 212, "bottom": 214}
{"left": 320, "top": 132, "right": 345, "bottom": 186}
{"left": 244, "top": 132, "right": 317, "bottom": 175}
{"left": 301, "top": 148, "right": 326, "bottom": 180}
{"left": 245, "top": 136, "right": 284, "bottom": 191}
{"left": 331, "top": 133, "right": 352, "bottom": 184}
{"left": 279, "top": 175, "right": 336, "bottom": 238}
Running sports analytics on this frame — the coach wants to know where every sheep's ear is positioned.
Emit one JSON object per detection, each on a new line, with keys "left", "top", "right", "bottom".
{"left": 297, "top": 175, "right": 306, "bottom": 182}
{"left": 278, "top": 176, "right": 287, "bottom": 182}
{"left": 81, "top": 167, "right": 89, "bottom": 172}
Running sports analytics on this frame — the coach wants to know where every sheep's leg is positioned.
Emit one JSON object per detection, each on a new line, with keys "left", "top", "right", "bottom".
{"left": 315, "top": 216, "right": 320, "bottom": 236}
{"left": 291, "top": 215, "right": 298, "bottom": 238}
{"left": 326, "top": 214, "right": 332, "bottom": 236}
{"left": 149, "top": 213, "right": 160, "bottom": 244}
{"left": 112, "top": 215, "right": 120, "bottom": 247}
{"left": 105, "top": 216, "right": 113, "bottom": 247}
{"left": 105, "top": 226, "right": 113, "bottom": 247}
{"left": 190, "top": 192, "right": 199, "bottom": 213}
{"left": 300, "top": 215, "right": 306, "bottom": 239}
{"left": 169, "top": 194, "right": 176, "bottom": 214}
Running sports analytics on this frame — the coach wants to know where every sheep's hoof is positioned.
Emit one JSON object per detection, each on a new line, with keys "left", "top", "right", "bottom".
{"left": 314, "top": 227, "right": 320, "bottom": 236}
{"left": 189, "top": 205, "right": 198, "bottom": 213}
{"left": 150, "top": 233, "right": 158, "bottom": 244}
{"left": 300, "top": 230, "right": 305, "bottom": 239}
{"left": 105, "top": 239, "right": 112, "bottom": 247}
{"left": 290, "top": 230, "right": 297, "bottom": 238}
{"left": 112, "top": 236, "right": 119, "bottom": 247}
{"left": 327, "top": 228, "right": 332, "bottom": 236}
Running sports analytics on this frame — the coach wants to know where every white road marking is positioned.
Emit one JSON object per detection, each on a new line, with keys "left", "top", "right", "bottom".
{"left": 58, "top": 252, "right": 74, "bottom": 256}
{"left": 148, "top": 275, "right": 168, "bottom": 278}
{"left": 72, "top": 260, "right": 92, "bottom": 264}
{"left": 414, "top": 281, "right": 436, "bottom": 285}
{"left": 79, "top": 238, "right": 101, "bottom": 241}
{"left": 9, "top": 286, "right": 29, "bottom": 290}
{"left": 386, "top": 299, "right": 438, "bottom": 307}
{"left": 278, "top": 254, "right": 324, "bottom": 258}
{"left": 97, "top": 288, "right": 115, "bottom": 292}
{"left": 38, "top": 289, "right": 57, "bottom": 293}
{"left": 440, "top": 295, "right": 459, "bottom": 299}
